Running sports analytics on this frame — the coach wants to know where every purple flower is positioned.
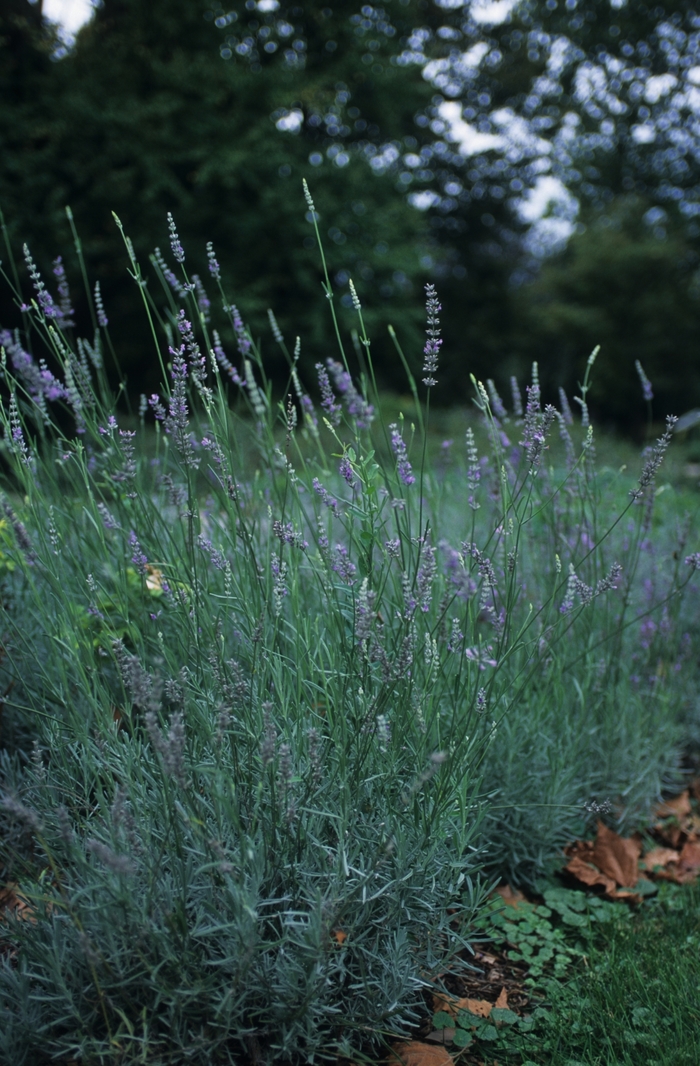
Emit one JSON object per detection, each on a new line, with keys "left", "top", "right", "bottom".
{"left": 113, "top": 429, "right": 137, "bottom": 484}
{"left": 464, "top": 542, "right": 497, "bottom": 609}
{"left": 39, "top": 360, "right": 67, "bottom": 402}
{"left": 630, "top": 416, "right": 677, "bottom": 501}
{"left": 639, "top": 617, "right": 657, "bottom": 650}
{"left": 153, "top": 248, "right": 186, "bottom": 296}
{"left": 416, "top": 540, "right": 437, "bottom": 612}
{"left": 23, "top": 244, "right": 61, "bottom": 320}
{"left": 8, "top": 396, "right": 32, "bottom": 468}
{"left": 212, "top": 330, "right": 244, "bottom": 386}
{"left": 326, "top": 359, "right": 374, "bottom": 428}
{"left": 197, "top": 534, "right": 227, "bottom": 570}
{"left": 151, "top": 351, "right": 199, "bottom": 468}
{"left": 510, "top": 376, "right": 523, "bottom": 418}
{"left": 355, "top": 577, "right": 376, "bottom": 646}
{"left": 52, "top": 256, "right": 75, "bottom": 327}
{"left": 316, "top": 363, "right": 342, "bottom": 426}
{"left": 313, "top": 478, "right": 338, "bottom": 511}
{"left": 231, "top": 305, "right": 251, "bottom": 358}
{"left": 206, "top": 241, "right": 220, "bottom": 280}
{"left": 192, "top": 275, "right": 211, "bottom": 324}
{"left": 97, "top": 502, "right": 119, "bottom": 530}
{"left": 339, "top": 456, "right": 356, "bottom": 487}
{"left": 167, "top": 212, "right": 185, "bottom": 264}
{"left": 558, "top": 387, "right": 573, "bottom": 426}
{"left": 464, "top": 645, "right": 497, "bottom": 669}
{"left": 465, "top": 428, "right": 480, "bottom": 510}
{"left": 385, "top": 538, "right": 400, "bottom": 559}
{"left": 149, "top": 394, "right": 167, "bottom": 421}
{"left": 331, "top": 544, "right": 356, "bottom": 585}
{"left": 129, "top": 531, "right": 148, "bottom": 576}
{"left": 422, "top": 283, "right": 441, "bottom": 387}
{"left": 635, "top": 360, "right": 654, "bottom": 403}
{"left": 486, "top": 379, "right": 507, "bottom": 421}
{"left": 440, "top": 540, "right": 476, "bottom": 600}
{"left": 272, "top": 520, "right": 307, "bottom": 550}
{"left": 177, "top": 310, "right": 206, "bottom": 387}
{"left": 389, "top": 423, "right": 415, "bottom": 486}
{"left": 94, "top": 281, "right": 108, "bottom": 328}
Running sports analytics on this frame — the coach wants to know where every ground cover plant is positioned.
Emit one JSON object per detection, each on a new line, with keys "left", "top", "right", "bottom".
{"left": 536, "top": 880, "right": 700, "bottom": 1066}
{"left": 0, "top": 189, "right": 700, "bottom": 1064}
{"left": 424, "top": 876, "right": 700, "bottom": 1066}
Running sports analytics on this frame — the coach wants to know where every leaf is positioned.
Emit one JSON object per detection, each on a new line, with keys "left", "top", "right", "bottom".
{"left": 434, "top": 993, "right": 492, "bottom": 1020}
{"left": 0, "top": 882, "right": 37, "bottom": 923}
{"left": 494, "top": 987, "right": 508, "bottom": 1009}
{"left": 389, "top": 1041, "right": 453, "bottom": 1066}
{"left": 564, "top": 829, "right": 643, "bottom": 899}
{"left": 654, "top": 791, "right": 692, "bottom": 820}
{"left": 591, "top": 821, "right": 641, "bottom": 887}
{"left": 333, "top": 929, "right": 347, "bottom": 944}
{"left": 494, "top": 883, "right": 527, "bottom": 908}
{"left": 479, "top": 1024, "right": 500, "bottom": 1041}
{"left": 460, "top": 999, "right": 493, "bottom": 1018}
{"left": 426, "top": 1029, "right": 456, "bottom": 1045}
{"left": 432, "top": 1012, "right": 454, "bottom": 1030}
{"left": 679, "top": 839, "right": 700, "bottom": 872}
{"left": 641, "top": 846, "right": 680, "bottom": 871}
{"left": 491, "top": 1008, "right": 519, "bottom": 1026}
{"left": 452, "top": 1029, "right": 472, "bottom": 1049}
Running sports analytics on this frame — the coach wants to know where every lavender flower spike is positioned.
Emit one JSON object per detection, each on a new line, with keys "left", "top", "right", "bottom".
{"left": 635, "top": 360, "right": 654, "bottom": 403}
{"left": 422, "top": 283, "right": 441, "bottom": 387}
{"left": 94, "top": 281, "right": 108, "bottom": 328}
{"left": 389, "top": 423, "right": 415, "bottom": 485}
{"left": 167, "top": 212, "right": 185, "bottom": 264}
{"left": 316, "top": 362, "right": 342, "bottom": 426}
{"left": 206, "top": 241, "right": 220, "bottom": 279}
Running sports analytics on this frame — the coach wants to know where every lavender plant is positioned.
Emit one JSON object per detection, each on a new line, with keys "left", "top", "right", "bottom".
{"left": 0, "top": 201, "right": 698, "bottom": 1064}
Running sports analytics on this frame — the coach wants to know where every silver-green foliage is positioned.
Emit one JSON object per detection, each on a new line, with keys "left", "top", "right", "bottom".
{"left": 0, "top": 204, "right": 697, "bottom": 1063}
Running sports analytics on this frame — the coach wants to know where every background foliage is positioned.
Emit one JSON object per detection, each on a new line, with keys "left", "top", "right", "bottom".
{"left": 3, "top": 0, "right": 700, "bottom": 424}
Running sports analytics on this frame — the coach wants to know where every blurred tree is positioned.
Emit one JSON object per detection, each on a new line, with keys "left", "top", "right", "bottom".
{"left": 514, "top": 195, "right": 700, "bottom": 428}
{"left": 366, "top": 0, "right": 700, "bottom": 415}
{"left": 0, "top": 0, "right": 445, "bottom": 396}
{"left": 3, "top": 0, "right": 700, "bottom": 423}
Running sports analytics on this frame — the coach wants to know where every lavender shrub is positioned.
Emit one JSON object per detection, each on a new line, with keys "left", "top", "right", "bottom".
{"left": 0, "top": 201, "right": 698, "bottom": 1064}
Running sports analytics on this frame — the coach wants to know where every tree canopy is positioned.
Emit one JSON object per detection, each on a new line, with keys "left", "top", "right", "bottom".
{"left": 2, "top": 0, "right": 700, "bottom": 423}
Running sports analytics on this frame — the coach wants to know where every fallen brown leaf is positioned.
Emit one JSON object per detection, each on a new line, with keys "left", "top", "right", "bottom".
{"left": 564, "top": 853, "right": 617, "bottom": 896}
{"left": 332, "top": 929, "right": 347, "bottom": 945}
{"left": 655, "top": 791, "right": 692, "bottom": 820}
{"left": 679, "top": 839, "right": 700, "bottom": 872}
{"left": 432, "top": 993, "right": 492, "bottom": 1019}
{"left": 474, "top": 950, "right": 498, "bottom": 966}
{"left": 494, "top": 987, "right": 508, "bottom": 1009}
{"left": 493, "top": 884, "right": 526, "bottom": 909}
{"left": 0, "top": 882, "right": 37, "bottom": 923}
{"left": 641, "top": 847, "right": 680, "bottom": 871}
{"left": 591, "top": 822, "right": 641, "bottom": 887}
{"left": 389, "top": 1041, "right": 452, "bottom": 1066}
{"left": 681, "top": 815, "right": 700, "bottom": 838}
{"left": 459, "top": 999, "right": 493, "bottom": 1019}
{"left": 657, "top": 823, "right": 684, "bottom": 849}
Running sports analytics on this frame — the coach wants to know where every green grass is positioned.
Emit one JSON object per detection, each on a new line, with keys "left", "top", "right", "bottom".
{"left": 526, "top": 883, "right": 700, "bottom": 1066}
